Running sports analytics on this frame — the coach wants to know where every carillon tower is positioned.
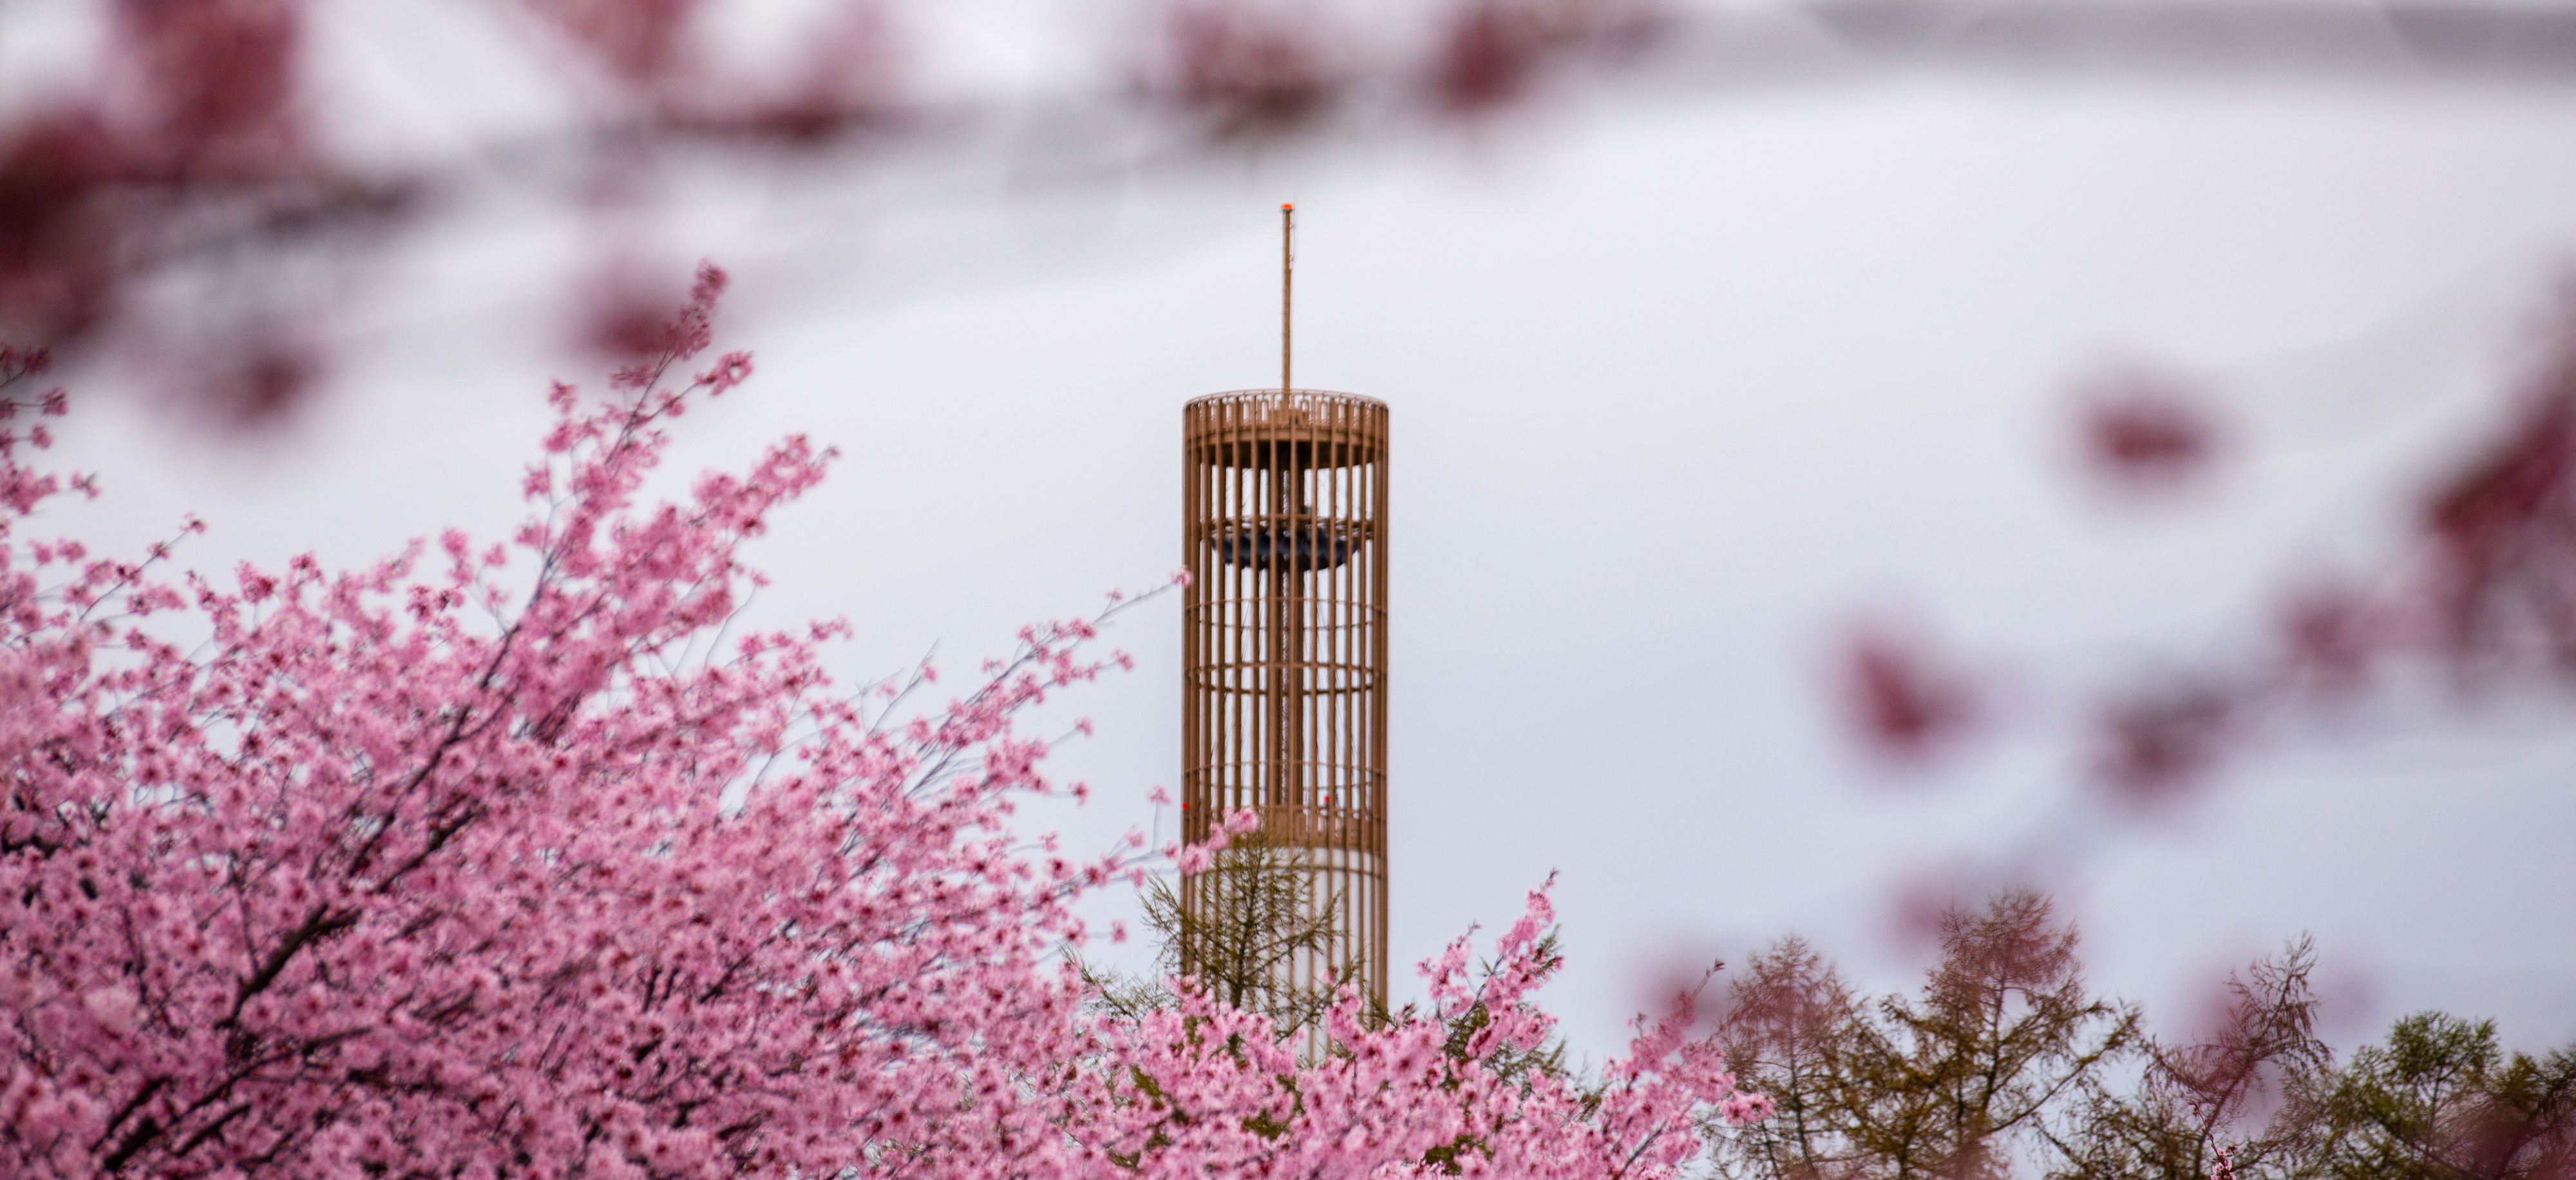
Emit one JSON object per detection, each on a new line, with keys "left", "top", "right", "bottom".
{"left": 1180, "top": 204, "right": 1391, "bottom": 1009}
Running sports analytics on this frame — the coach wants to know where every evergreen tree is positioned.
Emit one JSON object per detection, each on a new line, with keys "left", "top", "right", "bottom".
{"left": 2047, "top": 938, "right": 2336, "bottom": 1180}
{"left": 1708, "top": 891, "right": 2145, "bottom": 1179}
{"left": 1703, "top": 891, "right": 2576, "bottom": 1180}
{"left": 2313, "top": 1012, "right": 2576, "bottom": 1179}
{"left": 1087, "top": 835, "right": 1355, "bottom": 1042}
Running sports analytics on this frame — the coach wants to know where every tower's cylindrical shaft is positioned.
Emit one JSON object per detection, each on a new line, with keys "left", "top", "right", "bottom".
{"left": 1180, "top": 389, "right": 1390, "bottom": 1012}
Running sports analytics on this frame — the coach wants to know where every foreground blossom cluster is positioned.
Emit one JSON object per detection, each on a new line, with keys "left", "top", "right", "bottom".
{"left": 1841, "top": 284, "right": 2576, "bottom": 814}
{"left": 0, "top": 269, "right": 1765, "bottom": 1178}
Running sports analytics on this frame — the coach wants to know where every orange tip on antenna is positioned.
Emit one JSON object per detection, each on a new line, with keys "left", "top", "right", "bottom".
{"left": 1282, "top": 202, "right": 1294, "bottom": 211}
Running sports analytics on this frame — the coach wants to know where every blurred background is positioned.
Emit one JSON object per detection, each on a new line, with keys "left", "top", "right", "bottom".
{"left": 5, "top": 0, "right": 2576, "bottom": 1066}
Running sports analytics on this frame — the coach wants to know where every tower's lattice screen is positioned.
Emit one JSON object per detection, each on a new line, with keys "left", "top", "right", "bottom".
{"left": 1181, "top": 388, "right": 1389, "bottom": 1009}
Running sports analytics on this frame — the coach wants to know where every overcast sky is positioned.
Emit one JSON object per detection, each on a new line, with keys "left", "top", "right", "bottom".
{"left": 30, "top": 12, "right": 2576, "bottom": 1062}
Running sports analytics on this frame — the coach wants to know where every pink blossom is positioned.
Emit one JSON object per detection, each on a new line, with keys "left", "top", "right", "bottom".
{"left": 81, "top": 985, "right": 138, "bottom": 1038}
{"left": 1841, "top": 623, "right": 1980, "bottom": 764}
{"left": 2076, "top": 365, "right": 2224, "bottom": 491}
{"left": 697, "top": 350, "right": 755, "bottom": 394}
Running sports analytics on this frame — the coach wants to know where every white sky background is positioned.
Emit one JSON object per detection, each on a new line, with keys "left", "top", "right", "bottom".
{"left": 19, "top": 0, "right": 2576, "bottom": 1065}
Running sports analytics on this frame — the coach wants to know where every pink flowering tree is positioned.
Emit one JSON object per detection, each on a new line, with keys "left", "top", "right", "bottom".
{"left": 0, "top": 269, "right": 1764, "bottom": 1177}
{"left": 0, "top": 264, "right": 1158, "bottom": 1176}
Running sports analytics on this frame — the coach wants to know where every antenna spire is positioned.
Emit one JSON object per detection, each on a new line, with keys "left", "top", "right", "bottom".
{"left": 1281, "top": 202, "right": 1294, "bottom": 395}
